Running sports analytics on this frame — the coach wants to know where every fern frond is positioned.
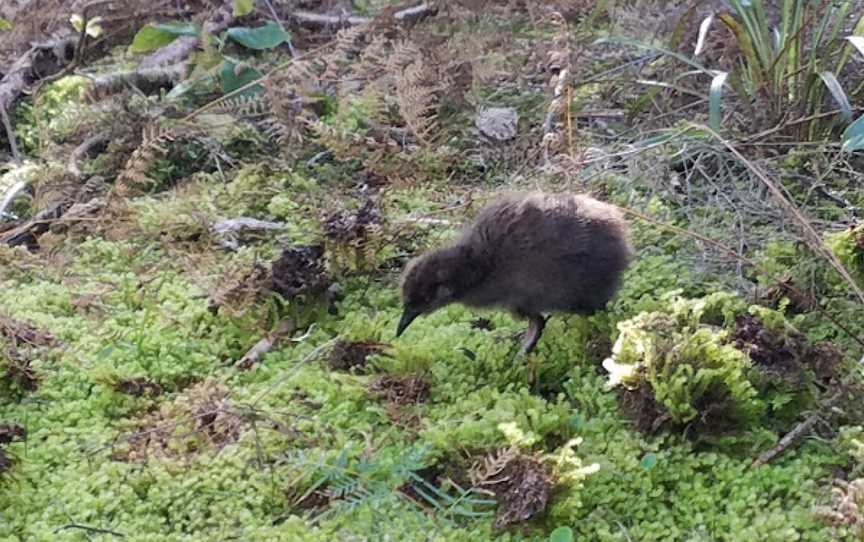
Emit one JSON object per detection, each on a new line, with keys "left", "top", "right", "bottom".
{"left": 388, "top": 42, "right": 446, "bottom": 145}
{"left": 469, "top": 445, "right": 520, "bottom": 487}
{"left": 114, "top": 122, "right": 178, "bottom": 196}
{"left": 210, "top": 94, "right": 272, "bottom": 118}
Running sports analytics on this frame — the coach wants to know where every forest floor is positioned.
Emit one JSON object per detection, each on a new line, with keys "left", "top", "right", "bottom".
{"left": 2, "top": 1, "right": 864, "bottom": 540}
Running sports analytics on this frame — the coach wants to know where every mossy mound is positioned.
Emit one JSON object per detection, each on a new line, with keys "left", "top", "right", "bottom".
{"left": 603, "top": 292, "right": 843, "bottom": 443}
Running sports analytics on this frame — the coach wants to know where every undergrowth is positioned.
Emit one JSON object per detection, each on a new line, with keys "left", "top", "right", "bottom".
{"left": 2, "top": 2, "right": 864, "bottom": 541}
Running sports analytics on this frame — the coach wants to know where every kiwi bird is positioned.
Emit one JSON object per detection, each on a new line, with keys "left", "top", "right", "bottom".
{"left": 396, "top": 192, "right": 633, "bottom": 354}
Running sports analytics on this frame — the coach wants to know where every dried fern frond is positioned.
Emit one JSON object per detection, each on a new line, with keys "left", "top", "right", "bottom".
{"left": 387, "top": 41, "right": 446, "bottom": 145}
{"left": 264, "top": 60, "right": 324, "bottom": 158}
{"left": 210, "top": 94, "right": 272, "bottom": 119}
{"left": 468, "top": 445, "right": 520, "bottom": 487}
{"left": 114, "top": 122, "right": 178, "bottom": 197}
{"left": 207, "top": 262, "right": 269, "bottom": 317}
{"left": 321, "top": 24, "right": 374, "bottom": 82}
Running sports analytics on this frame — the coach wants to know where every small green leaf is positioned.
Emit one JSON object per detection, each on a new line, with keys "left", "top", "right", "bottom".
{"left": 225, "top": 21, "right": 290, "bottom": 50}
{"left": 708, "top": 71, "right": 728, "bottom": 131}
{"left": 847, "top": 36, "right": 864, "bottom": 58}
{"left": 842, "top": 114, "right": 864, "bottom": 152}
{"left": 549, "top": 526, "right": 573, "bottom": 542}
{"left": 85, "top": 16, "right": 104, "bottom": 38}
{"left": 0, "top": 18, "right": 11, "bottom": 31}
{"left": 233, "top": 0, "right": 255, "bottom": 17}
{"left": 152, "top": 22, "right": 201, "bottom": 37}
{"left": 640, "top": 452, "right": 658, "bottom": 470}
{"left": 219, "top": 60, "right": 264, "bottom": 95}
{"left": 129, "top": 22, "right": 200, "bottom": 53}
{"left": 818, "top": 71, "right": 853, "bottom": 123}
{"left": 70, "top": 14, "right": 85, "bottom": 32}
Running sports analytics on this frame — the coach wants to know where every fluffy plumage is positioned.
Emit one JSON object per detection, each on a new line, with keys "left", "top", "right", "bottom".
{"left": 397, "top": 192, "right": 634, "bottom": 353}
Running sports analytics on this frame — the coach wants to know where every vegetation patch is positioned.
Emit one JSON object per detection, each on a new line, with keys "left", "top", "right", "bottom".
{"left": 732, "top": 312, "right": 842, "bottom": 386}
{"left": 0, "top": 422, "right": 25, "bottom": 479}
{"left": 116, "top": 378, "right": 246, "bottom": 463}
{"left": 604, "top": 293, "right": 845, "bottom": 440}
{"left": 270, "top": 243, "right": 332, "bottom": 300}
{"left": 113, "top": 376, "right": 165, "bottom": 397}
{"left": 486, "top": 455, "right": 552, "bottom": 529}
{"left": 327, "top": 339, "right": 385, "bottom": 373}
{"left": 370, "top": 373, "right": 431, "bottom": 405}
{"left": 2, "top": 0, "right": 864, "bottom": 539}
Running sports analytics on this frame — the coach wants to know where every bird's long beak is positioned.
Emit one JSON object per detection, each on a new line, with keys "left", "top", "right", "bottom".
{"left": 396, "top": 308, "right": 420, "bottom": 337}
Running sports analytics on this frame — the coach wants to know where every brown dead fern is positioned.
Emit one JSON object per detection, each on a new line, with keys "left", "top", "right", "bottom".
{"left": 388, "top": 41, "right": 446, "bottom": 145}
{"left": 207, "top": 262, "right": 269, "bottom": 317}
{"left": 114, "top": 122, "right": 178, "bottom": 197}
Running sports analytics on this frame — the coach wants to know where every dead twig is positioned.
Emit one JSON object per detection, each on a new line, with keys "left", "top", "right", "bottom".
{"left": 235, "top": 319, "right": 297, "bottom": 370}
{"left": 752, "top": 386, "right": 847, "bottom": 467}
{"left": 85, "top": 64, "right": 186, "bottom": 100}
{"left": 703, "top": 124, "right": 864, "bottom": 305}
{"left": 290, "top": 2, "right": 437, "bottom": 28}
{"left": 67, "top": 134, "right": 108, "bottom": 178}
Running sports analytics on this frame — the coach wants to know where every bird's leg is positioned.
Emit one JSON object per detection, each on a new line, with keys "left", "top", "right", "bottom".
{"left": 521, "top": 313, "right": 546, "bottom": 355}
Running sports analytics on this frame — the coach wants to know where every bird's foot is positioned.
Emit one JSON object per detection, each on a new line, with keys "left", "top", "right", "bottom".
{"left": 519, "top": 314, "right": 546, "bottom": 355}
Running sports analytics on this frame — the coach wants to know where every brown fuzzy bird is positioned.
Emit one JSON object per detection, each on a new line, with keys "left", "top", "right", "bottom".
{"left": 396, "top": 192, "right": 634, "bottom": 354}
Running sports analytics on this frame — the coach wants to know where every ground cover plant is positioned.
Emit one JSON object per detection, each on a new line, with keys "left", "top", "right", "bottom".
{"left": 1, "top": 0, "right": 864, "bottom": 540}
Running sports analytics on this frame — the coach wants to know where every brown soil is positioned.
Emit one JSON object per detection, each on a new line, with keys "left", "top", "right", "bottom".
{"left": 488, "top": 457, "right": 551, "bottom": 529}
{"left": 619, "top": 379, "right": 671, "bottom": 434}
{"left": 115, "top": 377, "right": 164, "bottom": 397}
{"left": 370, "top": 374, "right": 430, "bottom": 405}
{"left": 0, "top": 449, "right": 12, "bottom": 476}
{"left": 327, "top": 340, "right": 384, "bottom": 372}
{"left": 0, "top": 423, "right": 26, "bottom": 478}
{"left": 0, "top": 423, "right": 26, "bottom": 445}
{"left": 731, "top": 313, "right": 841, "bottom": 384}
{"left": 117, "top": 379, "right": 246, "bottom": 463}
{"left": 370, "top": 373, "right": 430, "bottom": 429}
{"left": 269, "top": 244, "right": 331, "bottom": 299}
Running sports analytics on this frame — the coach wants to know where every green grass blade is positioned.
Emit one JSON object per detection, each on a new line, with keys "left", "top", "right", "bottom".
{"left": 718, "top": 12, "right": 763, "bottom": 90}
{"left": 818, "top": 71, "right": 853, "bottom": 122}
{"left": 636, "top": 79, "right": 708, "bottom": 101}
{"left": 845, "top": 35, "right": 864, "bottom": 59}
{"left": 593, "top": 36, "right": 713, "bottom": 74}
{"left": 812, "top": 1, "right": 850, "bottom": 70}
{"left": 841, "top": 113, "right": 864, "bottom": 151}
{"left": 729, "top": 0, "right": 773, "bottom": 70}
{"left": 709, "top": 71, "right": 729, "bottom": 131}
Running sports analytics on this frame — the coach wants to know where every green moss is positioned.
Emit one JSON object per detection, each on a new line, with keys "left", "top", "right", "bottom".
{"left": 13, "top": 75, "right": 90, "bottom": 152}
{"left": 603, "top": 291, "right": 840, "bottom": 454}
{"left": 0, "top": 148, "right": 847, "bottom": 542}
{"left": 827, "top": 224, "right": 864, "bottom": 288}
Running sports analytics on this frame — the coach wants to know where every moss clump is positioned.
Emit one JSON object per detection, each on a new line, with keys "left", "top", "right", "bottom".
{"left": 827, "top": 223, "right": 864, "bottom": 287}
{"left": 603, "top": 292, "right": 839, "bottom": 442}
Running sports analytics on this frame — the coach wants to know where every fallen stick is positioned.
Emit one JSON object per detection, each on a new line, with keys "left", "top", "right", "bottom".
{"left": 235, "top": 319, "right": 296, "bottom": 370}
{"left": 752, "top": 386, "right": 847, "bottom": 467}
{"left": 67, "top": 134, "right": 108, "bottom": 178}
{"left": 290, "top": 2, "right": 437, "bottom": 28}
{"left": 84, "top": 64, "right": 187, "bottom": 100}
